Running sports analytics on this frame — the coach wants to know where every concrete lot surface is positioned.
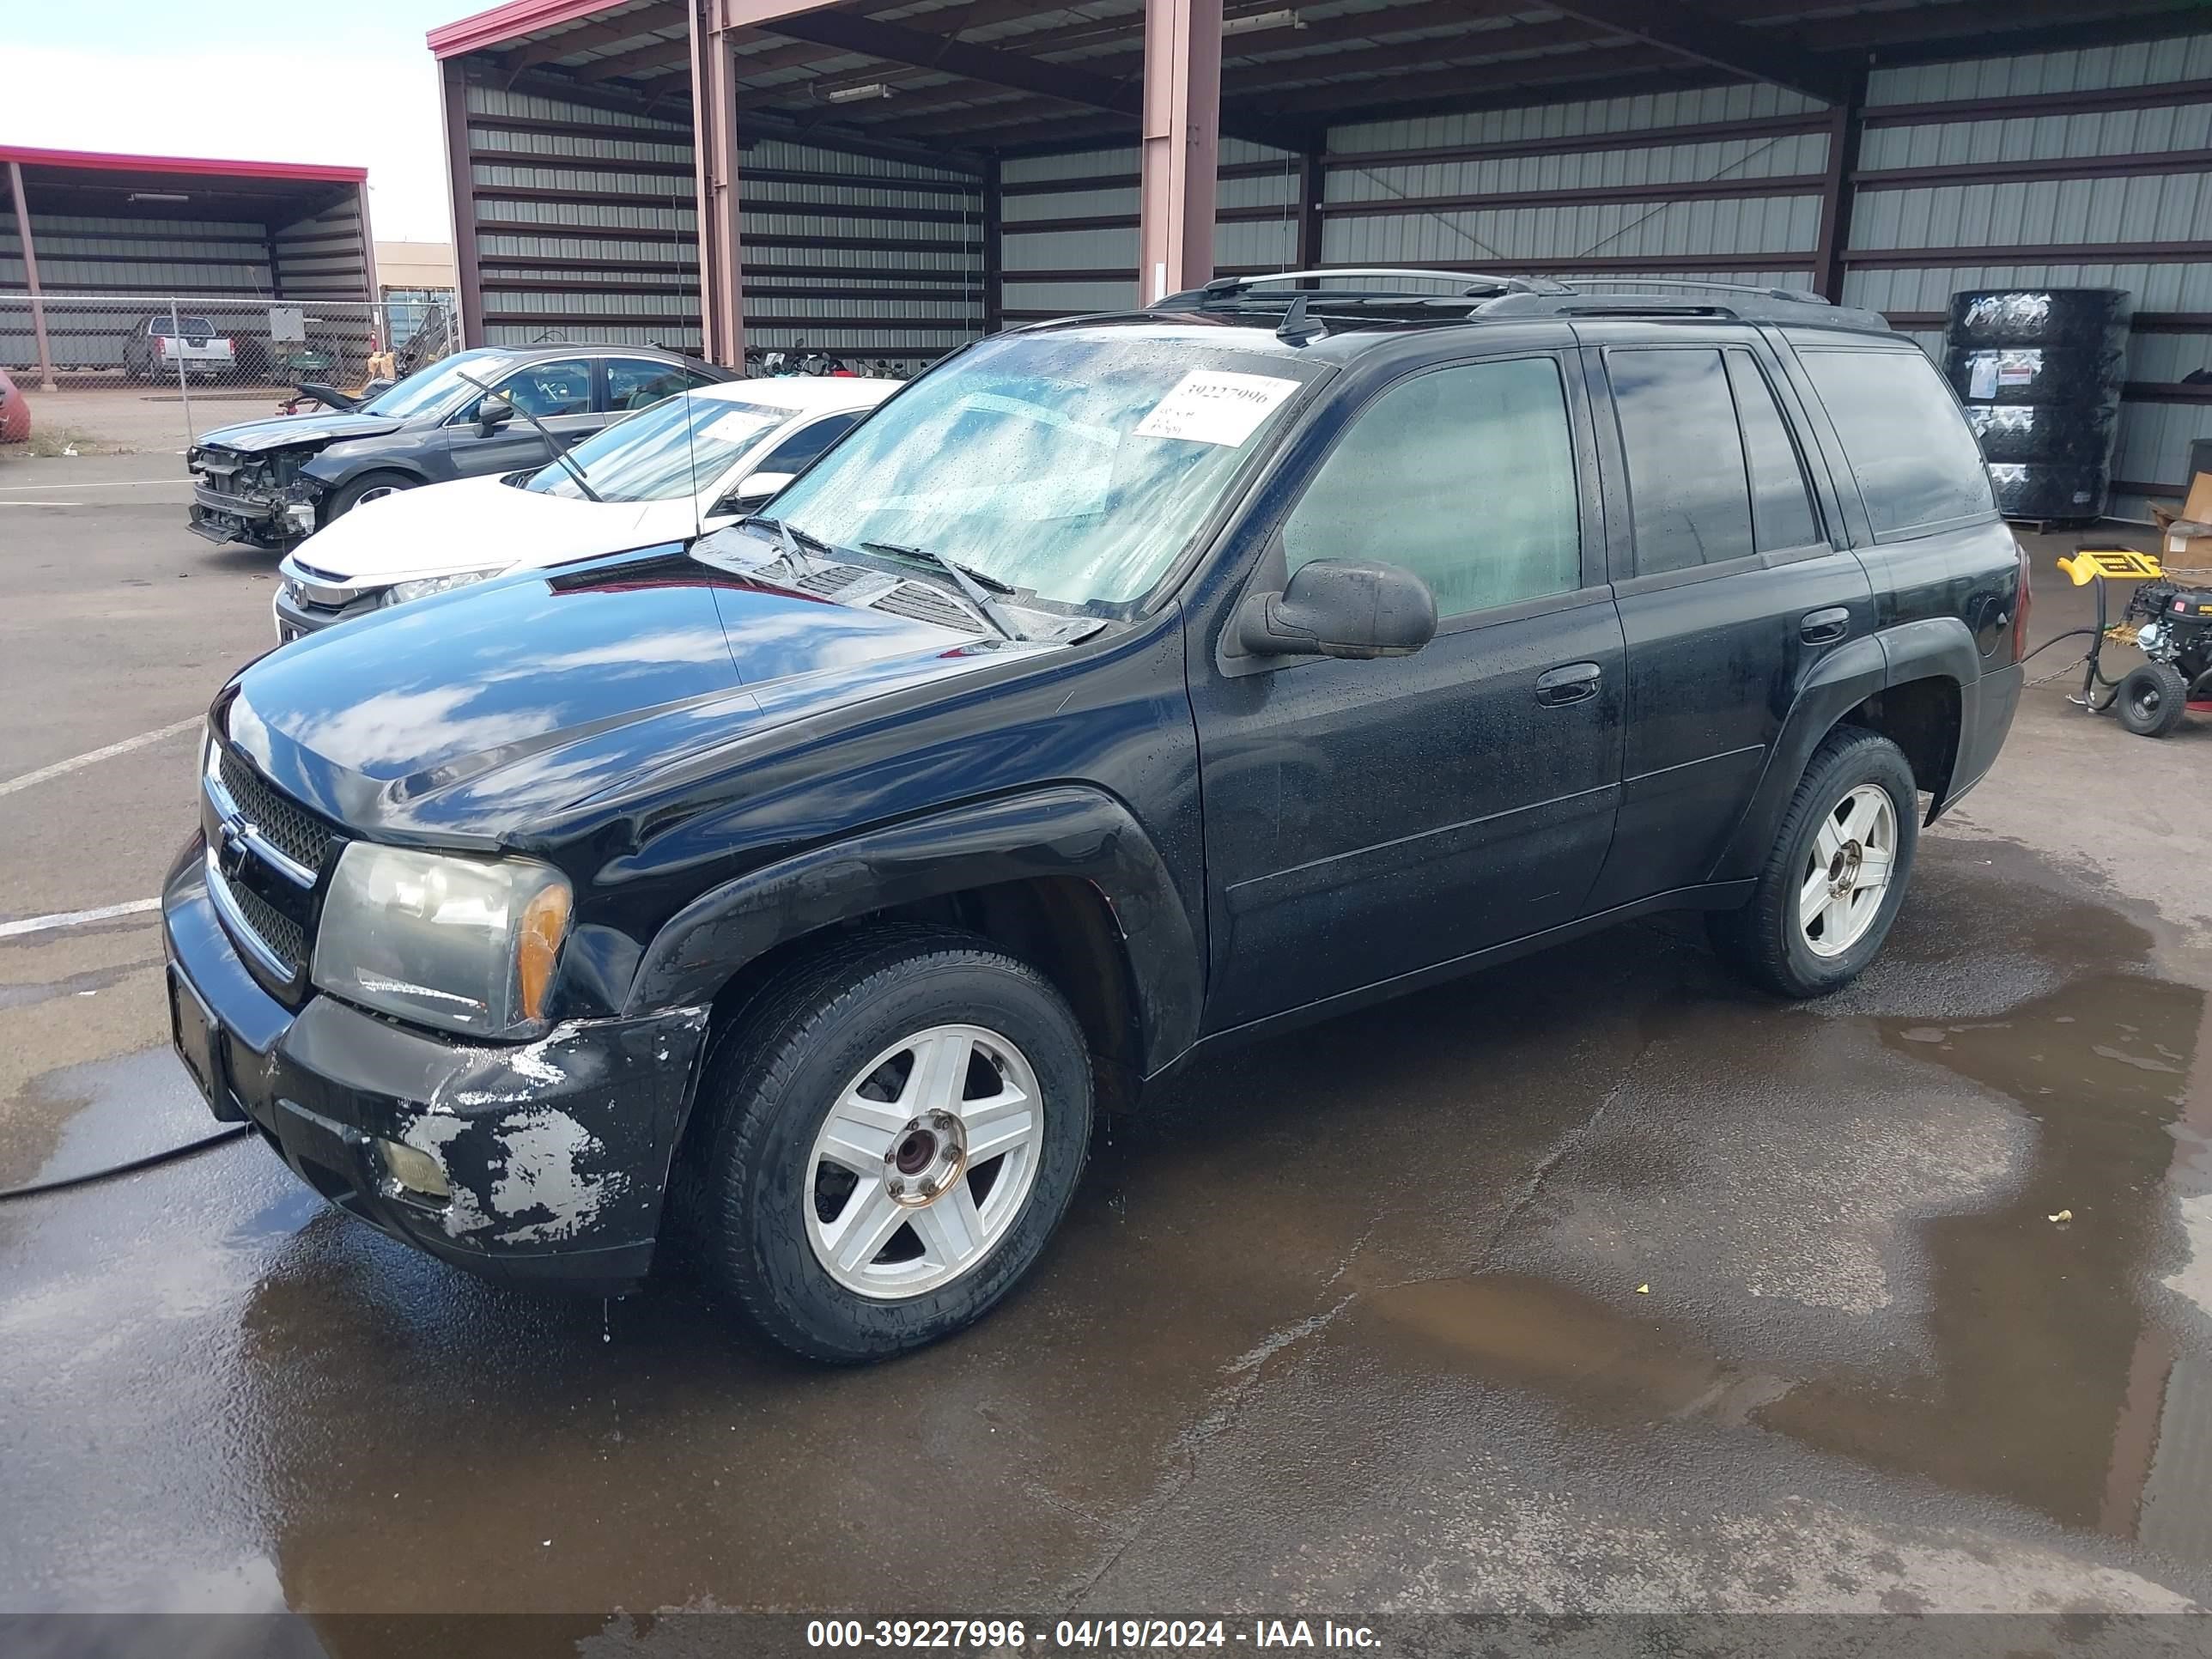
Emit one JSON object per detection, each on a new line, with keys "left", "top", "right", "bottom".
{"left": 1, "top": 455, "right": 2209, "bottom": 1626}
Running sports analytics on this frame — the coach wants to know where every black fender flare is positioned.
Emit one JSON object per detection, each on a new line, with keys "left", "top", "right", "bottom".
{"left": 622, "top": 785, "right": 1204, "bottom": 1074}
{"left": 1714, "top": 617, "right": 1984, "bottom": 881}
{"left": 1710, "top": 633, "right": 1890, "bottom": 884}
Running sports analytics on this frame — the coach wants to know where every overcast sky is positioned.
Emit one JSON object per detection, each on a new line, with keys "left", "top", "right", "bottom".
{"left": 4, "top": 0, "right": 471, "bottom": 242}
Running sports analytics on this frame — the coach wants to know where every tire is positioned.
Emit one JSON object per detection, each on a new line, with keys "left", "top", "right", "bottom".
{"left": 1948, "top": 288, "right": 2133, "bottom": 349}
{"left": 687, "top": 925, "right": 1093, "bottom": 1364}
{"left": 321, "top": 471, "right": 417, "bottom": 525}
{"left": 2117, "top": 661, "right": 2190, "bottom": 738}
{"left": 1707, "top": 726, "right": 1919, "bottom": 1000}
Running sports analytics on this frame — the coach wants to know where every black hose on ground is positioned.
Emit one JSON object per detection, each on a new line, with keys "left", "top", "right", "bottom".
{"left": 0, "top": 1123, "right": 252, "bottom": 1203}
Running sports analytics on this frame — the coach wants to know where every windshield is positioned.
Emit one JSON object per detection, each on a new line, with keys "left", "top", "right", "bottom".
{"left": 358, "top": 348, "right": 516, "bottom": 420}
{"left": 770, "top": 334, "right": 1318, "bottom": 606}
{"left": 152, "top": 317, "right": 217, "bottom": 337}
{"left": 526, "top": 393, "right": 788, "bottom": 503}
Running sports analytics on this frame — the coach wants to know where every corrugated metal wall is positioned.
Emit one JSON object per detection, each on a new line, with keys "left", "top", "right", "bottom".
{"left": 740, "top": 135, "right": 986, "bottom": 372}
{"left": 0, "top": 211, "right": 273, "bottom": 296}
{"left": 464, "top": 80, "right": 984, "bottom": 369}
{"left": 270, "top": 194, "right": 371, "bottom": 301}
{"left": 465, "top": 83, "right": 704, "bottom": 350}
{"left": 2, "top": 191, "right": 364, "bottom": 374}
{"left": 1001, "top": 137, "right": 1304, "bottom": 322}
{"left": 1320, "top": 82, "right": 1829, "bottom": 289}
{"left": 1844, "top": 33, "right": 2212, "bottom": 520}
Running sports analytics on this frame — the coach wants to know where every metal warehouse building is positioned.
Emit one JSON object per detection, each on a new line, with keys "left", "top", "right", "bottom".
{"left": 2, "top": 147, "right": 374, "bottom": 390}
{"left": 427, "top": 0, "right": 2212, "bottom": 518}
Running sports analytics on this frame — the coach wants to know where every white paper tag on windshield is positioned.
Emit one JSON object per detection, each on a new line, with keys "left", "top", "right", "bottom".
{"left": 1134, "top": 371, "right": 1299, "bottom": 446}
{"left": 703, "top": 410, "right": 773, "bottom": 445}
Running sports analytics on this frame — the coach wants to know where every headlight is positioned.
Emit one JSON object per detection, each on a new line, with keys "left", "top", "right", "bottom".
{"left": 383, "top": 568, "right": 501, "bottom": 606}
{"left": 310, "top": 844, "right": 572, "bottom": 1038}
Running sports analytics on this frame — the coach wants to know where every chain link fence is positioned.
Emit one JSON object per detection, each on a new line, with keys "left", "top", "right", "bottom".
{"left": 1, "top": 293, "right": 459, "bottom": 449}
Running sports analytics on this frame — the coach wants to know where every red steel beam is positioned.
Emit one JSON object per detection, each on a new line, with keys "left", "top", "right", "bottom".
{"left": 692, "top": 0, "right": 745, "bottom": 366}
{"left": 1138, "top": 0, "right": 1222, "bottom": 304}
{"left": 439, "top": 57, "right": 488, "bottom": 347}
{"left": 6, "top": 160, "right": 55, "bottom": 392}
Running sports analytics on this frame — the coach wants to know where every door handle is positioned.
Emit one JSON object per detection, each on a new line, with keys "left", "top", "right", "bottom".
{"left": 1801, "top": 606, "right": 1850, "bottom": 645}
{"left": 1534, "top": 661, "right": 1602, "bottom": 707}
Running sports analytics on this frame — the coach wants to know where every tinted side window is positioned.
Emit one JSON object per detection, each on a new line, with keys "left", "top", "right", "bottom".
{"left": 1607, "top": 347, "right": 1753, "bottom": 576}
{"left": 1800, "top": 349, "right": 1996, "bottom": 536}
{"left": 1285, "top": 356, "right": 1580, "bottom": 618}
{"left": 501, "top": 358, "right": 593, "bottom": 419}
{"left": 1725, "top": 350, "right": 1821, "bottom": 551}
{"left": 755, "top": 412, "right": 863, "bottom": 477}
{"left": 608, "top": 358, "right": 687, "bottom": 410}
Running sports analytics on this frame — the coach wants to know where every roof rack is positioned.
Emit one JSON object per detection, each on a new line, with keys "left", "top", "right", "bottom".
{"left": 1146, "top": 268, "right": 1893, "bottom": 336}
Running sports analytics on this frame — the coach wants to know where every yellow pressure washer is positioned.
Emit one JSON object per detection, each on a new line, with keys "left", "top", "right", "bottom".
{"left": 2050, "top": 546, "right": 2212, "bottom": 738}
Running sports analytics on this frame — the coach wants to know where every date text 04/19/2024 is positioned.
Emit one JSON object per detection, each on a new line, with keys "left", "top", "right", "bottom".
{"left": 804, "top": 1620, "right": 1382, "bottom": 1649}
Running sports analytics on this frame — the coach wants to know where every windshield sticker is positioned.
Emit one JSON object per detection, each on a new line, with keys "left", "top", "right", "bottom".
{"left": 702, "top": 410, "right": 776, "bottom": 444}
{"left": 1134, "top": 371, "right": 1300, "bottom": 447}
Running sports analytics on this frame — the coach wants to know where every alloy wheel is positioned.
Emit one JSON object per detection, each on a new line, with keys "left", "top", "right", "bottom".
{"left": 1799, "top": 783, "right": 1897, "bottom": 958}
{"left": 803, "top": 1024, "right": 1043, "bottom": 1299}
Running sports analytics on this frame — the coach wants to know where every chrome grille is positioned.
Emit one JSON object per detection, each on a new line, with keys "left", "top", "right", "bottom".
{"left": 222, "top": 868, "right": 307, "bottom": 973}
{"left": 218, "top": 749, "right": 335, "bottom": 874}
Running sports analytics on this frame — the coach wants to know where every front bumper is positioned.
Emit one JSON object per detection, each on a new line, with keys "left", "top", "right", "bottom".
{"left": 162, "top": 836, "right": 711, "bottom": 1292}
{"left": 272, "top": 582, "right": 381, "bottom": 641}
{"left": 188, "top": 481, "right": 310, "bottom": 549}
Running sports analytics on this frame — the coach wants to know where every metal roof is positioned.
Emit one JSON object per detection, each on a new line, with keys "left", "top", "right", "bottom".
{"left": 0, "top": 146, "right": 368, "bottom": 226}
{"left": 425, "top": 0, "right": 2212, "bottom": 159}
{"left": 0, "top": 146, "right": 366, "bottom": 185}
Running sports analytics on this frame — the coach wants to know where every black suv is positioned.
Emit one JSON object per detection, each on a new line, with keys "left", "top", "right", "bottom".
{"left": 164, "top": 273, "right": 2027, "bottom": 1362}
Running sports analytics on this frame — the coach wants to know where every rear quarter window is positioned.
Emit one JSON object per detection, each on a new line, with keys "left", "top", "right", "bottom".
{"left": 1799, "top": 348, "right": 1995, "bottom": 538}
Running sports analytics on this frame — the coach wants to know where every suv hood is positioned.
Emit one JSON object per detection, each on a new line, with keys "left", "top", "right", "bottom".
{"left": 290, "top": 473, "right": 677, "bottom": 586}
{"left": 198, "top": 410, "right": 406, "bottom": 453}
{"left": 224, "top": 548, "right": 1051, "bottom": 842}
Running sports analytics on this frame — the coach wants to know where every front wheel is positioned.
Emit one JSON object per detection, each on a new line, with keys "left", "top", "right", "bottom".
{"left": 319, "top": 471, "right": 417, "bottom": 525}
{"left": 688, "top": 926, "right": 1093, "bottom": 1364}
{"left": 1707, "top": 726, "right": 1919, "bottom": 999}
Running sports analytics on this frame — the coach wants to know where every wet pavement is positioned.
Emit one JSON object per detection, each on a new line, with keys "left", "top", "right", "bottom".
{"left": 3, "top": 485, "right": 2211, "bottom": 1624}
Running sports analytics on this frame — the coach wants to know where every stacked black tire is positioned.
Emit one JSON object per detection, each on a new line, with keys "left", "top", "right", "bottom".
{"left": 1943, "top": 288, "right": 2133, "bottom": 525}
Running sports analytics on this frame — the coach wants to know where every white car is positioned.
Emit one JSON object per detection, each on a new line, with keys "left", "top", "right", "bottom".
{"left": 270, "top": 375, "right": 897, "bottom": 639}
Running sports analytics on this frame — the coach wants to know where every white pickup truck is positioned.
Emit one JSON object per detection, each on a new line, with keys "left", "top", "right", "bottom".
{"left": 124, "top": 313, "right": 236, "bottom": 383}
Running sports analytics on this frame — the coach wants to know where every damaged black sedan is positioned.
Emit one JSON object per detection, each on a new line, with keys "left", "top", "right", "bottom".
{"left": 185, "top": 344, "right": 728, "bottom": 549}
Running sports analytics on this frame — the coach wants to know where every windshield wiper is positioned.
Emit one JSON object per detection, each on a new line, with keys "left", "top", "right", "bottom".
{"left": 738, "top": 514, "right": 835, "bottom": 577}
{"left": 860, "top": 541, "right": 1027, "bottom": 642}
{"left": 453, "top": 369, "right": 600, "bottom": 503}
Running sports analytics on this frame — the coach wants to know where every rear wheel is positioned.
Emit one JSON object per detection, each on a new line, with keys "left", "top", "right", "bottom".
{"left": 1708, "top": 726, "right": 1919, "bottom": 999}
{"left": 688, "top": 926, "right": 1093, "bottom": 1364}
{"left": 2116, "top": 661, "right": 2189, "bottom": 738}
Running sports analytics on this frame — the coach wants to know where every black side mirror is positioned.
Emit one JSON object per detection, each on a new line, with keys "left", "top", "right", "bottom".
{"left": 1236, "top": 559, "right": 1438, "bottom": 660}
{"left": 477, "top": 392, "right": 515, "bottom": 434}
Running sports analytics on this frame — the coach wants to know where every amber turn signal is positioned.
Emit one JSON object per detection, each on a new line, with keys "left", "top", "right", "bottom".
{"left": 517, "top": 883, "right": 573, "bottom": 1024}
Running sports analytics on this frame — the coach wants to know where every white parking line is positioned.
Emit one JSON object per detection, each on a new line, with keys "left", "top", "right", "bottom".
{"left": 0, "top": 898, "right": 162, "bottom": 939}
{"left": 0, "top": 717, "right": 202, "bottom": 799}
{"left": 0, "top": 501, "right": 76, "bottom": 507}
{"left": 0, "top": 479, "right": 193, "bottom": 492}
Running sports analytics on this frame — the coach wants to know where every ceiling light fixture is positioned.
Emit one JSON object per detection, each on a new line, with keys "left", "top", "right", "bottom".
{"left": 824, "top": 81, "right": 894, "bottom": 103}
{"left": 1222, "top": 8, "right": 1304, "bottom": 34}
{"left": 127, "top": 191, "right": 191, "bottom": 204}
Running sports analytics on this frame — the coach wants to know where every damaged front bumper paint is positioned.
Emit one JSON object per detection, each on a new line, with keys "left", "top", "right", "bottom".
{"left": 163, "top": 844, "right": 710, "bottom": 1291}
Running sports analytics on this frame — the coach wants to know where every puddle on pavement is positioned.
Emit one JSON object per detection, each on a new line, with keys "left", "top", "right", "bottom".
{"left": 6, "top": 1046, "right": 227, "bottom": 1190}
{"left": 1358, "top": 964, "right": 2212, "bottom": 1565}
